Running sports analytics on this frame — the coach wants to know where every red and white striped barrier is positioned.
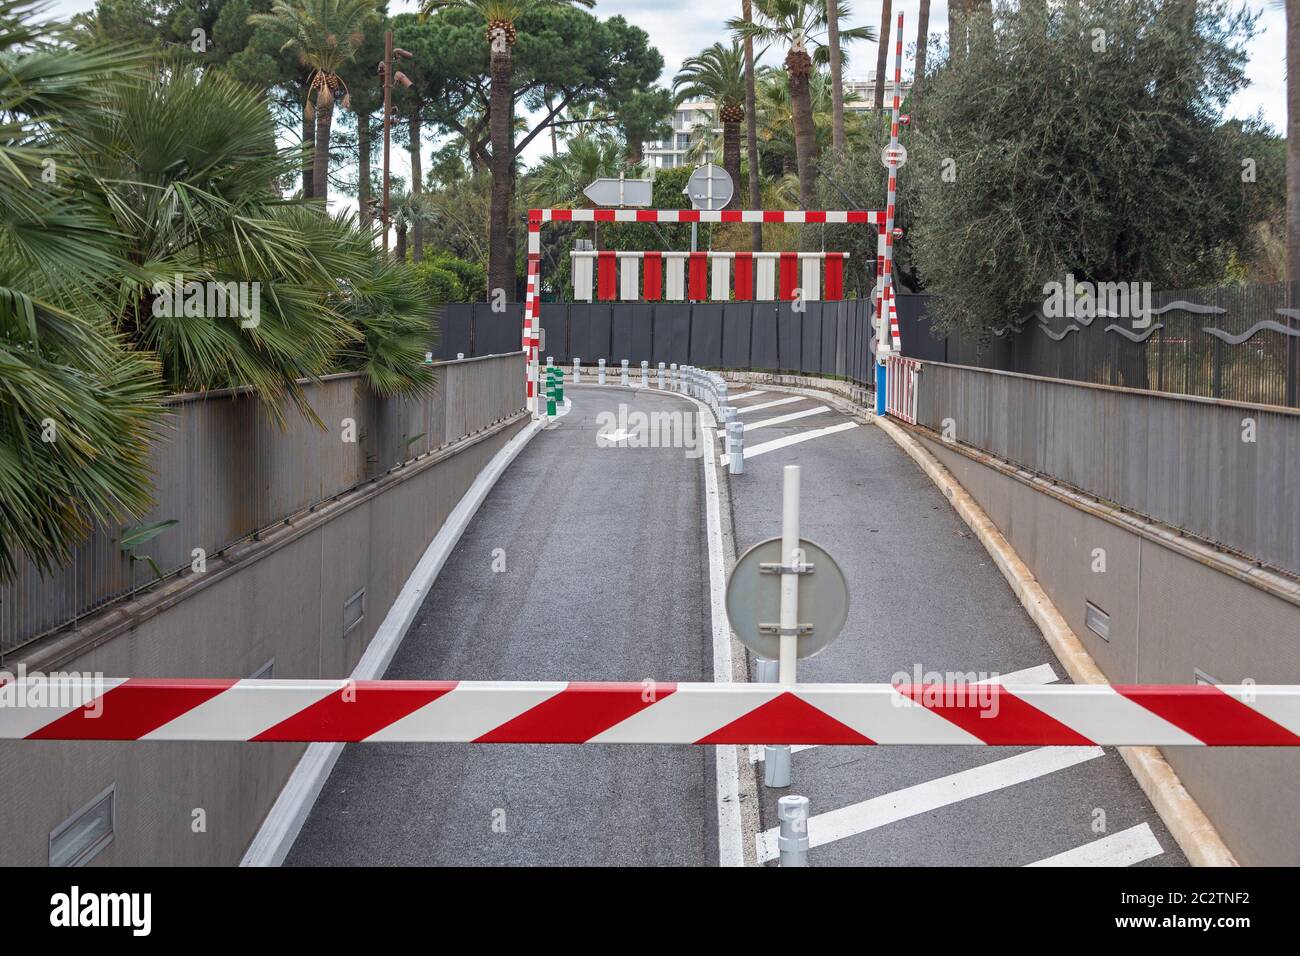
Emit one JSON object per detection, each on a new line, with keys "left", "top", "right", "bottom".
{"left": 885, "top": 355, "right": 921, "bottom": 424}
{"left": 571, "top": 250, "right": 850, "bottom": 303}
{"left": 4, "top": 679, "right": 1298, "bottom": 745}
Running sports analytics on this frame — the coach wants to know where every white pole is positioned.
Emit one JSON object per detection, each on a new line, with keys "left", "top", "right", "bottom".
{"left": 658, "top": 362, "right": 665, "bottom": 389}
{"left": 779, "top": 465, "right": 801, "bottom": 685}
{"left": 621, "top": 359, "right": 629, "bottom": 386}
{"left": 598, "top": 358, "right": 606, "bottom": 385}
{"left": 640, "top": 360, "right": 649, "bottom": 387}
{"left": 574, "top": 358, "right": 581, "bottom": 384}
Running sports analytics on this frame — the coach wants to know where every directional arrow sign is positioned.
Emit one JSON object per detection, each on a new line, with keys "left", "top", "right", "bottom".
{"left": 582, "top": 176, "right": 654, "bottom": 208}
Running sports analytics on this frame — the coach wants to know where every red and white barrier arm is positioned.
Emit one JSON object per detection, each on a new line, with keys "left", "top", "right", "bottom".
{"left": 539, "top": 209, "right": 885, "bottom": 225}
{"left": 2, "top": 680, "right": 1299, "bottom": 745}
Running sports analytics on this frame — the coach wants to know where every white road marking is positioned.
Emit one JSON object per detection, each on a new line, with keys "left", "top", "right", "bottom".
{"left": 721, "top": 421, "right": 859, "bottom": 466}
{"left": 748, "top": 662, "right": 1062, "bottom": 763}
{"left": 755, "top": 745, "right": 1105, "bottom": 863}
{"left": 697, "top": 398, "right": 744, "bottom": 868}
{"left": 741, "top": 405, "right": 831, "bottom": 432}
{"left": 1025, "top": 823, "right": 1163, "bottom": 867}
{"left": 735, "top": 396, "right": 805, "bottom": 415}
{"left": 729, "top": 390, "right": 767, "bottom": 400}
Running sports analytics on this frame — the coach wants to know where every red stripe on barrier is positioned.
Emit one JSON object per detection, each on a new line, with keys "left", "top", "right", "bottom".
{"left": 1116, "top": 685, "right": 1300, "bottom": 746}
{"left": 643, "top": 251, "right": 663, "bottom": 301}
{"left": 721, "top": 210, "right": 742, "bottom": 222}
{"left": 475, "top": 682, "right": 677, "bottom": 743}
{"left": 253, "top": 681, "right": 457, "bottom": 742}
{"left": 848, "top": 211, "right": 871, "bottom": 224}
{"left": 688, "top": 252, "right": 708, "bottom": 301}
{"left": 550, "top": 209, "right": 572, "bottom": 221}
{"left": 636, "top": 209, "right": 658, "bottom": 222}
{"left": 778, "top": 252, "right": 799, "bottom": 301}
{"left": 734, "top": 252, "right": 754, "bottom": 301}
{"left": 26, "top": 678, "right": 236, "bottom": 740}
{"left": 805, "top": 211, "right": 826, "bottom": 223}
{"left": 597, "top": 251, "right": 617, "bottom": 301}
{"left": 593, "top": 209, "right": 616, "bottom": 222}
{"left": 697, "top": 693, "right": 875, "bottom": 745}
{"left": 894, "top": 685, "right": 1096, "bottom": 746}
{"left": 679, "top": 210, "right": 701, "bottom": 222}
{"left": 763, "top": 210, "right": 785, "bottom": 222}
{"left": 824, "top": 254, "right": 844, "bottom": 301}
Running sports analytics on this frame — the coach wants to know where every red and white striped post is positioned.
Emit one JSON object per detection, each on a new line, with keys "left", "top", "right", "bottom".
{"left": 876, "top": 12, "right": 907, "bottom": 414}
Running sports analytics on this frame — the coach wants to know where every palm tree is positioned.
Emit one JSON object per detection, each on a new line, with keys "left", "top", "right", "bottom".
{"left": 390, "top": 190, "right": 438, "bottom": 262}
{"left": 741, "top": 0, "right": 763, "bottom": 250}
{"left": 420, "top": 0, "right": 595, "bottom": 300}
{"left": 674, "top": 43, "right": 749, "bottom": 210}
{"left": 756, "top": 66, "right": 855, "bottom": 178}
{"left": 0, "top": 0, "right": 161, "bottom": 580}
{"left": 873, "top": 0, "right": 892, "bottom": 137}
{"left": 914, "top": 0, "right": 931, "bottom": 110}
{"left": 249, "top": 0, "right": 380, "bottom": 204}
{"left": 730, "top": 1, "right": 872, "bottom": 209}
{"left": 528, "top": 135, "right": 638, "bottom": 244}
{"left": 826, "top": 0, "right": 844, "bottom": 149}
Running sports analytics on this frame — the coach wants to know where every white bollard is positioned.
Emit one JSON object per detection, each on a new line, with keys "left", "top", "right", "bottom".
{"left": 756, "top": 658, "right": 790, "bottom": 787}
{"left": 658, "top": 362, "right": 666, "bottom": 390}
{"left": 727, "top": 421, "right": 744, "bottom": 476}
{"left": 598, "top": 359, "right": 606, "bottom": 385}
{"left": 777, "top": 796, "right": 810, "bottom": 867}
{"left": 670, "top": 363, "right": 678, "bottom": 390}
{"left": 573, "top": 358, "right": 581, "bottom": 384}
{"left": 454, "top": 352, "right": 462, "bottom": 361}
{"left": 640, "top": 360, "right": 649, "bottom": 388}
{"left": 621, "top": 359, "right": 629, "bottom": 387}
{"left": 546, "top": 355, "right": 553, "bottom": 368}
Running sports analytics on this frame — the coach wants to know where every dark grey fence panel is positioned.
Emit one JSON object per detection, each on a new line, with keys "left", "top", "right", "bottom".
{"left": 627, "top": 303, "right": 655, "bottom": 363}
{"left": 437, "top": 304, "right": 472, "bottom": 359}
{"left": 776, "top": 303, "right": 802, "bottom": 372}
{"left": 540, "top": 302, "right": 569, "bottom": 363}
{"left": 570, "top": 302, "right": 611, "bottom": 364}
{"left": 652, "top": 304, "right": 691, "bottom": 366}
{"left": 801, "top": 303, "right": 824, "bottom": 375}
{"left": 751, "top": 303, "right": 780, "bottom": 370}
{"left": 474, "top": 303, "right": 523, "bottom": 356}
{"left": 690, "top": 304, "right": 724, "bottom": 367}
{"left": 611, "top": 303, "right": 635, "bottom": 360}
{"left": 722, "top": 303, "right": 753, "bottom": 370}
{"left": 820, "top": 304, "right": 838, "bottom": 376}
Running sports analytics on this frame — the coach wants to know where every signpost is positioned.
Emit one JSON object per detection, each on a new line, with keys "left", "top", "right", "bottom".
{"left": 684, "top": 163, "right": 734, "bottom": 252}
{"left": 725, "top": 465, "right": 849, "bottom": 799}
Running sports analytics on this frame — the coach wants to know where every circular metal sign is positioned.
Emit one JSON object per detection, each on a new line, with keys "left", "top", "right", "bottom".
{"left": 683, "top": 163, "right": 735, "bottom": 211}
{"left": 880, "top": 142, "right": 908, "bottom": 169}
{"left": 725, "top": 537, "right": 850, "bottom": 661}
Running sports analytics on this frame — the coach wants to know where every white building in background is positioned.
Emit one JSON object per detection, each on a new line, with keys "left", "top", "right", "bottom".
{"left": 640, "top": 75, "right": 912, "bottom": 171}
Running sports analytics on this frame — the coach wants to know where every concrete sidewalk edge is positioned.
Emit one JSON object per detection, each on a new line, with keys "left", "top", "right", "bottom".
{"left": 873, "top": 414, "right": 1238, "bottom": 868}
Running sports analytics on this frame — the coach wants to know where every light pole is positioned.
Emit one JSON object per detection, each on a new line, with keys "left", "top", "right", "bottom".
{"left": 378, "top": 30, "right": 413, "bottom": 257}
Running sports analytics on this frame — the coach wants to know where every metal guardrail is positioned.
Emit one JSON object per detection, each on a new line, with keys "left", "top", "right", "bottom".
{"left": 0, "top": 353, "right": 526, "bottom": 659}
{"left": 911, "top": 361, "right": 1300, "bottom": 578}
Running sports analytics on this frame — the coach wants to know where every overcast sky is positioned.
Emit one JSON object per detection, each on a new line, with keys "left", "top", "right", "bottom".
{"left": 43, "top": 0, "right": 1288, "bottom": 211}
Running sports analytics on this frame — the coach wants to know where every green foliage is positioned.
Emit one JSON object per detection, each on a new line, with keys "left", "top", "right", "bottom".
{"left": 903, "top": 0, "right": 1260, "bottom": 338}
{"left": 0, "top": 0, "right": 163, "bottom": 579}
{"left": 409, "top": 259, "right": 466, "bottom": 304}
{"left": 428, "top": 254, "right": 486, "bottom": 300}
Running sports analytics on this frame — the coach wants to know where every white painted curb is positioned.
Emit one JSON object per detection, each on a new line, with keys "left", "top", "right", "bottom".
{"left": 240, "top": 417, "right": 545, "bottom": 866}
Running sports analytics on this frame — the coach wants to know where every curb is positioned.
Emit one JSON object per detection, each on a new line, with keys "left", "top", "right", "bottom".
{"left": 873, "top": 413, "right": 1238, "bottom": 868}
{"left": 240, "top": 416, "right": 544, "bottom": 866}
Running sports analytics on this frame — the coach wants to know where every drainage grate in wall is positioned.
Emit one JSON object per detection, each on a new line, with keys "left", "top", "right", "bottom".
{"left": 1084, "top": 601, "right": 1111, "bottom": 642}
{"left": 50, "top": 785, "right": 114, "bottom": 867}
{"left": 343, "top": 588, "right": 365, "bottom": 638}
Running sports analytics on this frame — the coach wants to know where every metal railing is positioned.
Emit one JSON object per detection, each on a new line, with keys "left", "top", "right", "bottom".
{"left": 911, "top": 361, "right": 1300, "bottom": 578}
{"left": 0, "top": 353, "right": 526, "bottom": 659}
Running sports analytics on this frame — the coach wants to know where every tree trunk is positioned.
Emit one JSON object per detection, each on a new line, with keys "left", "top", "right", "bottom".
{"left": 1289, "top": 0, "right": 1300, "bottom": 282}
{"left": 827, "top": 0, "right": 845, "bottom": 151}
{"left": 395, "top": 224, "right": 407, "bottom": 263}
{"left": 358, "top": 115, "right": 371, "bottom": 228}
{"left": 626, "top": 137, "right": 643, "bottom": 164}
{"left": 487, "top": 37, "right": 515, "bottom": 300}
{"left": 789, "top": 56, "right": 818, "bottom": 211}
{"left": 410, "top": 111, "right": 423, "bottom": 263}
{"left": 722, "top": 120, "right": 742, "bottom": 211}
{"left": 914, "top": 0, "right": 931, "bottom": 109}
{"left": 742, "top": 0, "right": 762, "bottom": 251}
{"left": 313, "top": 95, "right": 333, "bottom": 203}
{"left": 874, "top": 0, "right": 893, "bottom": 142}
{"left": 302, "top": 105, "right": 315, "bottom": 199}
{"left": 948, "top": 0, "right": 963, "bottom": 63}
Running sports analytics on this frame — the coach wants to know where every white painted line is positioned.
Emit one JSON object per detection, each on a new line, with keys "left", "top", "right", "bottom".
{"left": 697, "top": 398, "right": 744, "bottom": 868}
{"left": 741, "top": 405, "right": 831, "bottom": 433}
{"left": 755, "top": 745, "right": 1105, "bottom": 863}
{"left": 722, "top": 421, "right": 859, "bottom": 466}
{"left": 1026, "top": 823, "right": 1163, "bottom": 867}
{"left": 735, "top": 396, "right": 805, "bottom": 415}
{"left": 749, "top": 663, "right": 1061, "bottom": 762}
{"left": 242, "top": 414, "right": 544, "bottom": 867}
{"left": 729, "top": 390, "right": 768, "bottom": 400}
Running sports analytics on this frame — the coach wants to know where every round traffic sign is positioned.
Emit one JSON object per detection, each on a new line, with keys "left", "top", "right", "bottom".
{"left": 683, "top": 163, "right": 735, "bottom": 211}
{"left": 880, "top": 142, "right": 908, "bottom": 169}
{"left": 725, "top": 537, "right": 850, "bottom": 661}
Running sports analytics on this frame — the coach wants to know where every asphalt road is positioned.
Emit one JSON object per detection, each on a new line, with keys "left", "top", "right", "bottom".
{"left": 287, "top": 385, "right": 712, "bottom": 866}
{"left": 723, "top": 388, "right": 1187, "bottom": 867}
